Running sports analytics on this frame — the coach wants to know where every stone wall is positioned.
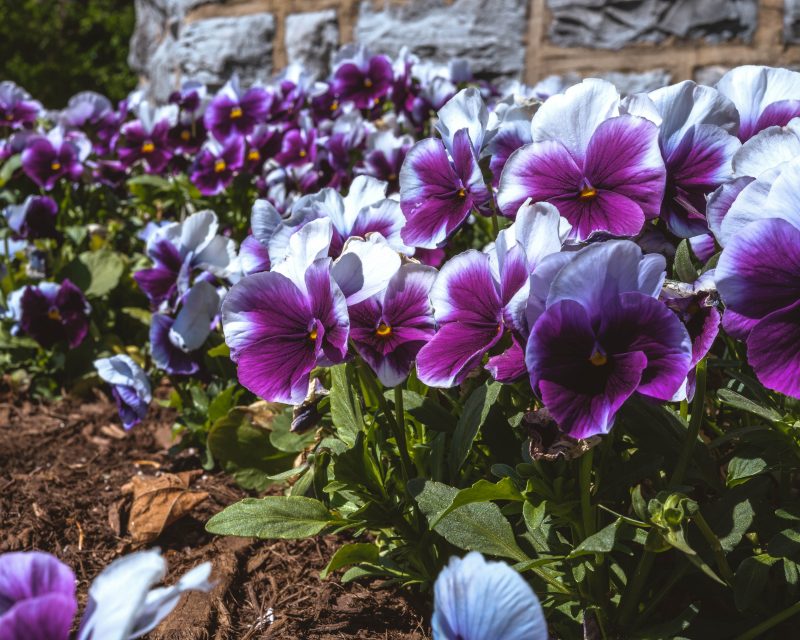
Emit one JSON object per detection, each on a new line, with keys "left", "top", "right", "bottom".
{"left": 130, "top": 0, "right": 800, "bottom": 100}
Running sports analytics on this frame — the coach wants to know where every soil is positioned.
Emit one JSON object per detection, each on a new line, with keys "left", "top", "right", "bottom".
{"left": 0, "top": 388, "right": 430, "bottom": 639}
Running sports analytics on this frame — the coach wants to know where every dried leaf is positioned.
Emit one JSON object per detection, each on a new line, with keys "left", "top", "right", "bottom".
{"left": 122, "top": 471, "right": 208, "bottom": 544}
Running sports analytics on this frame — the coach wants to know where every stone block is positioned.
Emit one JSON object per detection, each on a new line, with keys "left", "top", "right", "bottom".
{"left": 355, "top": 0, "right": 528, "bottom": 80}
{"left": 547, "top": 0, "right": 758, "bottom": 49}
{"left": 285, "top": 10, "right": 339, "bottom": 80}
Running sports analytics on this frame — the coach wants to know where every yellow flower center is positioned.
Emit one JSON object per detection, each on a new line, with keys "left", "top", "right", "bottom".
{"left": 589, "top": 350, "right": 608, "bottom": 367}
{"left": 299, "top": 149, "right": 307, "bottom": 158}
{"left": 50, "top": 161, "right": 62, "bottom": 172}
{"left": 48, "top": 307, "right": 62, "bottom": 321}
{"left": 141, "top": 141, "right": 155, "bottom": 154}
{"left": 308, "top": 327, "right": 318, "bottom": 341}
{"left": 375, "top": 322, "right": 392, "bottom": 338}
{"left": 363, "top": 78, "right": 373, "bottom": 88}
{"left": 230, "top": 106, "right": 243, "bottom": 119}
{"left": 4, "top": 113, "right": 13, "bottom": 121}
{"left": 457, "top": 188, "right": 466, "bottom": 198}
{"left": 214, "top": 159, "right": 227, "bottom": 173}
{"left": 247, "top": 149, "right": 261, "bottom": 162}
{"left": 579, "top": 186, "right": 598, "bottom": 200}
{"left": 180, "top": 130, "right": 191, "bottom": 141}
{"left": 330, "top": 100, "right": 339, "bottom": 112}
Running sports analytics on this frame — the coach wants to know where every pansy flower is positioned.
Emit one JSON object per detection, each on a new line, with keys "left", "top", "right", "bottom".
{"left": 275, "top": 125, "right": 317, "bottom": 168}
{"left": 21, "top": 127, "right": 86, "bottom": 190}
{"left": 117, "top": 103, "right": 177, "bottom": 174}
{"left": 432, "top": 552, "right": 548, "bottom": 640}
{"left": 0, "top": 548, "right": 211, "bottom": 640}
{"left": 12, "top": 280, "right": 91, "bottom": 349}
{"left": 0, "top": 81, "right": 41, "bottom": 129}
{"left": 497, "top": 79, "right": 666, "bottom": 241}
{"left": 204, "top": 75, "right": 271, "bottom": 141}
{"left": 639, "top": 81, "right": 741, "bottom": 237}
{"left": 331, "top": 45, "right": 394, "bottom": 109}
{"left": 134, "top": 210, "right": 237, "bottom": 309}
{"left": 243, "top": 123, "right": 282, "bottom": 173}
{"left": 221, "top": 219, "right": 349, "bottom": 404}
{"left": 526, "top": 240, "right": 692, "bottom": 438}
{"left": 400, "top": 88, "right": 492, "bottom": 248}
{"left": 60, "top": 90, "right": 119, "bottom": 153}
{"left": 190, "top": 135, "right": 245, "bottom": 196}
{"left": 150, "top": 281, "right": 220, "bottom": 376}
{"left": 416, "top": 201, "right": 570, "bottom": 387}
{"left": 717, "top": 66, "right": 800, "bottom": 142}
{"left": 168, "top": 80, "right": 208, "bottom": 117}
{"left": 359, "top": 129, "right": 413, "bottom": 192}
{"left": 94, "top": 354, "right": 152, "bottom": 429}
{"left": 4, "top": 195, "right": 59, "bottom": 240}
{"left": 715, "top": 165, "right": 800, "bottom": 398}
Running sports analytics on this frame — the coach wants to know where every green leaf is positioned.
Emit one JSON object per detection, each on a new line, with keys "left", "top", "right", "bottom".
{"left": 208, "top": 385, "right": 238, "bottom": 423}
{"left": 206, "top": 496, "right": 334, "bottom": 538}
{"left": 409, "top": 479, "right": 527, "bottom": 562}
{"left": 570, "top": 520, "right": 622, "bottom": 557}
{"left": 393, "top": 390, "right": 457, "bottom": 432}
{"left": 734, "top": 555, "right": 778, "bottom": 611}
{"left": 718, "top": 388, "right": 781, "bottom": 422}
{"left": 320, "top": 542, "right": 380, "bottom": 579}
{"left": 769, "top": 528, "right": 800, "bottom": 559}
{"left": 269, "top": 409, "right": 317, "bottom": 452}
{"left": 78, "top": 250, "right": 125, "bottom": 297}
{"left": 207, "top": 410, "right": 296, "bottom": 491}
{"left": 633, "top": 604, "right": 699, "bottom": 639}
{"left": 523, "top": 501, "right": 546, "bottom": 535}
{"left": 0, "top": 154, "right": 22, "bottom": 187}
{"left": 726, "top": 455, "right": 769, "bottom": 487}
{"left": 329, "top": 364, "right": 361, "bottom": 447}
{"left": 674, "top": 240, "right": 697, "bottom": 282}
{"left": 449, "top": 381, "right": 502, "bottom": 477}
{"left": 207, "top": 342, "right": 230, "bottom": 358}
{"left": 431, "top": 477, "right": 523, "bottom": 528}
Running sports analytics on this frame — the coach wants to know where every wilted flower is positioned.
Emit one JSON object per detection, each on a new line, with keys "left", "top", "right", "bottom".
{"left": 497, "top": 79, "right": 666, "bottom": 241}
{"left": 432, "top": 552, "right": 547, "bottom": 640}
{"left": 94, "top": 354, "right": 152, "bottom": 429}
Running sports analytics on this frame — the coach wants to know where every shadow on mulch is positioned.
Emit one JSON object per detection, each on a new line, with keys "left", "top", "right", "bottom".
{"left": 0, "top": 389, "right": 430, "bottom": 639}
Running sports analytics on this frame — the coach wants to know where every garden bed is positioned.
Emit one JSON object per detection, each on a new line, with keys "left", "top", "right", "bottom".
{"left": 0, "top": 389, "right": 428, "bottom": 639}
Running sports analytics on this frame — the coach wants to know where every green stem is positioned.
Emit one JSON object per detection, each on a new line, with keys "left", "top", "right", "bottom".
{"left": 617, "top": 550, "right": 655, "bottom": 627}
{"left": 694, "top": 512, "right": 735, "bottom": 586}
{"left": 393, "top": 385, "right": 415, "bottom": 478}
{"left": 670, "top": 358, "right": 708, "bottom": 489}
{"left": 491, "top": 211, "right": 500, "bottom": 238}
{"left": 580, "top": 448, "right": 595, "bottom": 538}
{"left": 734, "top": 600, "right": 800, "bottom": 640}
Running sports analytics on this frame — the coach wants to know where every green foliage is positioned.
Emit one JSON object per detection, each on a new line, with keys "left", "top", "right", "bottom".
{"left": 0, "top": 0, "right": 136, "bottom": 107}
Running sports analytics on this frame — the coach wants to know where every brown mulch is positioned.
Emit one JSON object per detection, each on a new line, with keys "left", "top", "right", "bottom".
{"left": 0, "top": 389, "right": 429, "bottom": 639}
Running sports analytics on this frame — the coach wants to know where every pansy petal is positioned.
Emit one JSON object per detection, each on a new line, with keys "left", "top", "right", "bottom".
{"left": 416, "top": 321, "right": 502, "bottom": 388}
{"left": 746, "top": 300, "right": 800, "bottom": 398}
{"left": 169, "top": 281, "right": 219, "bottom": 352}
{"left": 434, "top": 87, "right": 488, "bottom": 155}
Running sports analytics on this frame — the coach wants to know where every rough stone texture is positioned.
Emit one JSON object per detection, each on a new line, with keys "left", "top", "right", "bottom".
{"left": 354, "top": 0, "right": 528, "bottom": 80}
{"left": 786, "top": 0, "right": 800, "bottom": 43}
{"left": 693, "top": 65, "right": 730, "bottom": 86}
{"left": 547, "top": 0, "right": 758, "bottom": 49}
{"left": 599, "top": 69, "right": 671, "bottom": 94}
{"left": 285, "top": 10, "right": 340, "bottom": 79}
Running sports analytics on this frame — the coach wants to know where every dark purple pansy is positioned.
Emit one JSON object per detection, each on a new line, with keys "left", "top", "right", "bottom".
{"left": 717, "top": 66, "right": 800, "bottom": 142}
{"left": 332, "top": 46, "right": 394, "bottom": 110}
{"left": 526, "top": 241, "right": 692, "bottom": 439}
{"left": 275, "top": 127, "right": 317, "bottom": 168}
{"left": 168, "top": 118, "right": 207, "bottom": 155}
{"left": 222, "top": 220, "right": 349, "bottom": 404}
{"left": 4, "top": 195, "right": 58, "bottom": 240}
{"left": 21, "top": 129, "right": 84, "bottom": 190}
{"left": 91, "top": 159, "right": 128, "bottom": 189}
{"left": 416, "top": 202, "right": 569, "bottom": 387}
{"left": 204, "top": 75, "right": 271, "bottom": 141}
{"left": 117, "top": 116, "right": 174, "bottom": 174}
{"left": 190, "top": 136, "right": 245, "bottom": 196}
{"left": 244, "top": 124, "right": 282, "bottom": 173}
{"left": 168, "top": 80, "right": 207, "bottom": 116}
{"left": 0, "top": 81, "right": 41, "bottom": 130}
{"left": 643, "top": 81, "right": 741, "bottom": 238}
{"left": 0, "top": 551, "right": 77, "bottom": 640}
{"left": 400, "top": 89, "right": 491, "bottom": 249}
{"left": 17, "top": 280, "right": 91, "bottom": 349}
{"left": 716, "top": 216, "right": 800, "bottom": 398}
{"left": 359, "top": 130, "right": 412, "bottom": 192}
{"left": 498, "top": 79, "right": 666, "bottom": 242}
{"left": 60, "top": 90, "right": 119, "bottom": 153}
